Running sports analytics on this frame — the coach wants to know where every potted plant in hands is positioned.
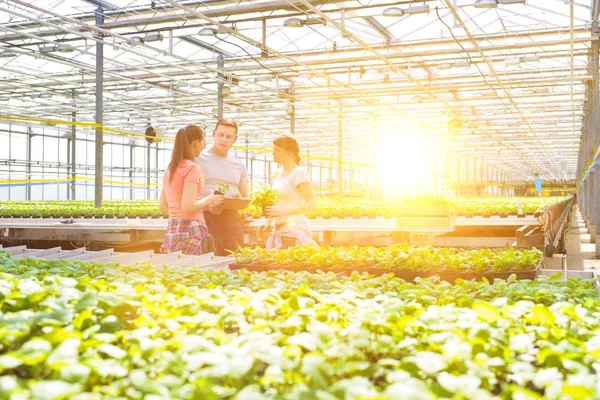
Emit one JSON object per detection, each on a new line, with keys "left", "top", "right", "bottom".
{"left": 251, "top": 186, "right": 279, "bottom": 217}
{"left": 214, "top": 183, "right": 230, "bottom": 196}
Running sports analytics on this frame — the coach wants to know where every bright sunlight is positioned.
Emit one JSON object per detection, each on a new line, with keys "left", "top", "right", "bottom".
{"left": 375, "top": 122, "right": 445, "bottom": 196}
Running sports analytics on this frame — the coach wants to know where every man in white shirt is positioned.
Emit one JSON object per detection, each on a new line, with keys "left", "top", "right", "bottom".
{"left": 196, "top": 119, "right": 249, "bottom": 255}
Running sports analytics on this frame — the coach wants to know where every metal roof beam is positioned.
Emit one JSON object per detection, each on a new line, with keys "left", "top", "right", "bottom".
{"left": 79, "top": 0, "right": 120, "bottom": 11}
{"left": 213, "top": 37, "right": 593, "bottom": 72}
{"left": 362, "top": 16, "right": 396, "bottom": 44}
{"left": 179, "top": 35, "right": 235, "bottom": 57}
{"left": 0, "top": 0, "right": 416, "bottom": 42}
{"left": 98, "top": 0, "right": 351, "bottom": 30}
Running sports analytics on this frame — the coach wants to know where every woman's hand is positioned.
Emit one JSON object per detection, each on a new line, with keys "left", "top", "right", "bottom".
{"left": 264, "top": 206, "right": 287, "bottom": 218}
{"left": 258, "top": 220, "right": 272, "bottom": 239}
{"left": 206, "top": 193, "right": 224, "bottom": 206}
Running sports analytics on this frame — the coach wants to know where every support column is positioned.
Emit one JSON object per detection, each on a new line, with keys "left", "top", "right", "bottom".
{"left": 261, "top": 19, "right": 268, "bottom": 58}
{"left": 586, "top": 106, "right": 593, "bottom": 224}
{"left": 472, "top": 158, "right": 476, "bottom": 196}
{"left": 494, "top": 168, "right": 498, "bottom": 197}
{"left": 329, "top": 156, "right": 333, "bottom": 195}
{"left": 319, "top": 164, "right": 323, "bottom": 195}
{"left": 264, "top": 155, "right": 267, "bottom": 186}
{"left": 372, "top": 115, "right": 377, "bottom": 196}
{"left": 307, "top": 147, "right": 311, "bottom": 178}
{"left": 487, "top": 166, "right": 491, "bottom": 196}
{"left": 245, "top": 137, "right": 249, "bottom": 170}
{"left": 95, "top": 7, "right": 104, "bottom": 208}
{"left": 7, "top": 127, "right": 10, "bottom": 201}
{"left": 465, "top": 157, "right": 469, "bottom": 197}
{"left": 337, "top": 99, "right": 343, "bottom": 198}
{"left": 456, "top": 156, "right": 460, "bottom": 197}
{"left": 250, "top": 157, "right": 254, "bottom": 191}
{"left": 433, "top": 156, "right": 437, "bottom": 194}
{"left": 577, "top": 127, "right": 585, "bottom": 211}
{"left": 589, "top": 3, "right": 600, "bottom": 252}
{"left": 479, "top": 159, "right": 484, "bottom": 196}
{"left": 349, "top": 160, "right": 353, "bottom": 191}
{"left": 66, "top": 130, "right": 71, "bottom": 200}
{"left": 289, "top": 85, "right": 296, "bottom": 135}
{"left": 129, "top": 144, "right": 134, "bottom": 200}
{"left": 155, "top": 144, "right": 159, "bottom": 200}
{"left": 147, "top": 142, "right": 151, "bottom": 200}
{"left": 267, "top": 160, "right": 272, "bottom": 185}
{"left": 496, "top": 169, "right": 503, "bottom": 197}
{"left": 217, "top": 55, "right": 224, "bottom": 120}
{"left": 445, "top": 152, "right": 450, "bottom": 197}
{"left": 473, "top": 157, "right": 477, "bottom": 196}
{"left": 26, "top": 127, "right": 32, "bottom": 201}
{"left": 71, "top": 91, "right": 76, "bottom": 200}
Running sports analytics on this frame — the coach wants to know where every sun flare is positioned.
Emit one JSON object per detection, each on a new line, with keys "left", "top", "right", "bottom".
{"left": 375, "top": 124, "right": 443, "bottom": 196}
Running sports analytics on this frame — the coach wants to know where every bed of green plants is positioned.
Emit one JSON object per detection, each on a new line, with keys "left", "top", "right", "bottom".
{"left": 0, "top": 196, "right": 565, "bottom": 219}
{"left": 0, "top": 252, "right": 598, "bottom": 399}
{"left": 452, "top": 197, "right": 563, "bottom": 217}
{"left": 233, "top": 244, "right": 543, "bottom": 273}
{"left": 0, "top": 200, "right": 163, "bottom": 218}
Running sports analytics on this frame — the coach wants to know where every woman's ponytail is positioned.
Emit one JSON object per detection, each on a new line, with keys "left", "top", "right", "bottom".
{"left": 167, "top": 125, "right": 205, "bottom": 183}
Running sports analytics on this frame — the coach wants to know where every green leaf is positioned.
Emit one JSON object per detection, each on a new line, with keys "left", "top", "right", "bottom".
{"left": 437, "top": 372, "right": 481, "bottom": 395}
{"left": 46, "top": 338, "right": 80, "bottom": 366}
{"left": 329, "top": 377, "right": 378, "bottom": 399}
{"left": 384, "top": 380, "right": 436, "bottom": 400}
{"left": 30, "top": 380, "right": 81, "bottom": 400}
{"left": 530, "top": 304, "right": 555, "bottom": 326}
{"left": 0, "top": 355, "right": 21, "bottom": 371}
{"left": 0, "top": 376, "right": 18, "bottom": 395}
{"left": 301, "top": 355, "right": 330, "bottom": 389}
{"left": 60, "top": 363, "right": 91, "bottom": 385}
{"left": 234, "top": 385, "right": 268, "bottom": 400}
{"left": 129, "top": 369, "right": 168, "bottom": 396}
{"left": 289, "top": 333, "right": 318, "bottom": 351}
{"left": 75, "top": 292, "right": 98, "bottom": 312}
{"left": 505, "top": 385, "right": 544, "bottom": 400}
{"left": 411, "top": 352, "right": 447, "bottom": 375}
{"left": 561, "top": 385, "right": 595, "bottom": 399}
{"left": 472, "top": 301, "right": 502, "bottom": 323}
{"left": 17, "top": 339, "right": 52, "bottom": 365}
{"left": 86, "top": 359, "right": 128, "bottom": 378}
{"left": 97, "top": 343, "right": 127, "bottom": 359}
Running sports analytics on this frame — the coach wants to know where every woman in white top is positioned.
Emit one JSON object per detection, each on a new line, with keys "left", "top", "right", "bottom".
{"left": 265, "top": 134, "right": 317, "bottom": 249}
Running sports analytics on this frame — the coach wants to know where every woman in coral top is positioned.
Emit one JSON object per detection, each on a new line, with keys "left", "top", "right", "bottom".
{"left": 159, "top": 125, "right": 223, "bottom": 254}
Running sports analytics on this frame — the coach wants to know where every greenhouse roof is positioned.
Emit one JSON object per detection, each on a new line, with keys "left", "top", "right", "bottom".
{"left": 0, "top": 0, "right": 596, "bottom": 180}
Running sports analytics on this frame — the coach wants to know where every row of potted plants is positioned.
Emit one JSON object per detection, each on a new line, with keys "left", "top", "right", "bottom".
{"left": 230, "top": 244, "right": 543, "bottom": 282}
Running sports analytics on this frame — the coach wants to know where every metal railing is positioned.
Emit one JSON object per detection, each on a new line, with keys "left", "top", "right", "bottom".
{"left": 534, "top": 196, "right": 574, "bottom": 256}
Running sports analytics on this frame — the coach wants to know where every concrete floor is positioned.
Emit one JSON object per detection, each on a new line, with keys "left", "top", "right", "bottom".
{"left": 565, "top": 205, "right": 596, "bottom": 271}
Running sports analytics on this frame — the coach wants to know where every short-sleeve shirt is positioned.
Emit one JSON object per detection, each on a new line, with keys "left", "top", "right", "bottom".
{"left": 196, "top": 149, "right": 248, "bottom": 198}
{"left": 163, "top": 160, "right": 204, "bottom": 221}
{"left": 272, "top": 166, "right": 311, "bottom": 227}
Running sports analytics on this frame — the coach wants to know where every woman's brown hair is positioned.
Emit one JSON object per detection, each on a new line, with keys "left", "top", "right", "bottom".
{"left": 273, "top": 134, "right": 301, "bottom": 165}
{"left": 168, "top": 124, "right": 205, "bottom": 183}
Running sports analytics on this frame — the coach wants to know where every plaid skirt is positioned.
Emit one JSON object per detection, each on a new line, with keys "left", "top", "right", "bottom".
{"left": 160, "top": 218, "right": 210, "bottom": 255}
